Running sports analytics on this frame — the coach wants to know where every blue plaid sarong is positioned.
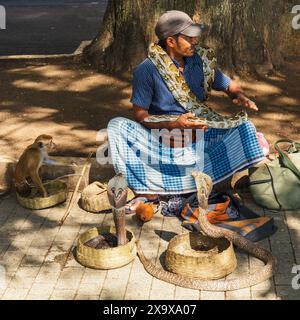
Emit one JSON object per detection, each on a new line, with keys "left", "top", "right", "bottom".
{"left": 107, "top": 117, "right": 265, "bottom": 195}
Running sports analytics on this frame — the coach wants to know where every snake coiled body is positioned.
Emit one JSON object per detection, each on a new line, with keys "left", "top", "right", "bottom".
{"left": 137, "top": 172, "right": 276, "bottom": 291}
{"left": 145, "top": 44, "right": 248, "bottom": 130}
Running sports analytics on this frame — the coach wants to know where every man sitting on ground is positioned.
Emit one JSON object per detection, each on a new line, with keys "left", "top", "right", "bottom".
{"left": 107, "top": 10, "right": 265, "bottom": 211}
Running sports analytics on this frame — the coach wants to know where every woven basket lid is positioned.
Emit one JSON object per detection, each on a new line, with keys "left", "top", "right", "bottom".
{"left": 81, "top": 181, "right": 135, "bottom": 213}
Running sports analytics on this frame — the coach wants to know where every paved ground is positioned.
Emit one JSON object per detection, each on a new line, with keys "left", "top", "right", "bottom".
{"left": 0, "top": 0, "right": 108, "bottom": 55}
{"left": 0, "top": 188, "right": 299, "bottom": 300}
{"left": 0, "top": 0, "right": 299, "bottom": 302}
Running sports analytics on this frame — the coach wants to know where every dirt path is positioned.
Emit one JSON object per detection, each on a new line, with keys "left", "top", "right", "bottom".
{"left": 0, "top": 58, "right": 299, "bottom": 158}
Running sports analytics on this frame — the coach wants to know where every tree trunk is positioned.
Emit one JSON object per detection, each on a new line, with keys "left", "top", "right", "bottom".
{"left": 84, "top": 0, "right": 299, "bottom": 74}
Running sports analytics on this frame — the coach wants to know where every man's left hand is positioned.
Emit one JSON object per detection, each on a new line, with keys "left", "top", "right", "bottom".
{"left": 232, "top": 94, "right": 258, "bottom": 111}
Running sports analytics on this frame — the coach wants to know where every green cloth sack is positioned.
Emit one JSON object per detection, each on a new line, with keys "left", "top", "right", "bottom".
{"left": 249, "top": 139, "right": 300, "bottom": 211}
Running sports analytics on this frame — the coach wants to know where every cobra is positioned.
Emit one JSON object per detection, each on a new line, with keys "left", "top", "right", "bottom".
{"left": 137, "top": 171, "right": 276, "bottom": 291}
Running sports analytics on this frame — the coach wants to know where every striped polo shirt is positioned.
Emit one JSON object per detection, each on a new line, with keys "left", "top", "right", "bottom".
{"left": 131, "top": 54, "right": 231, "bottom": 115}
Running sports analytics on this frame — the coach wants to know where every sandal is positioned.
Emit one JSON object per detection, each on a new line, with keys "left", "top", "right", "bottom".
{"left": 125, "top": 196, "right": 160, "bottom": 214}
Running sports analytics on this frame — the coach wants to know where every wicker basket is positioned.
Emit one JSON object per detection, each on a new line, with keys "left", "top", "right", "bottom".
{"left": 80, "top": 181, "right": 135, "bottom": 213}
{"left": 16, "top": 180, "right": 68, "bottom": 210}
{"left": 76, "top": 226, "right": 136, "bottom": 269}
{"left": 165, "top": 232, "right": 237, "bottom": 280}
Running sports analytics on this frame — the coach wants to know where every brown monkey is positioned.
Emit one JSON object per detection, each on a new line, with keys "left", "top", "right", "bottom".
{"left": 14, "top": 135, "right": 58, "bottom": 197}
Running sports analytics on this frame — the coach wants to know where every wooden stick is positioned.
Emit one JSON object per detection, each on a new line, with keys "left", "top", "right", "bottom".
{"left": 61, "top": 243, "right": 75, "bottom": 270}
{"left": 58, "top": 152, "right": 93, "bottom": 226}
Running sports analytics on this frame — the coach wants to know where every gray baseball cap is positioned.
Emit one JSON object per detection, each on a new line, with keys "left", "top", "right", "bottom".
{"left": 155, "top": 10, "right": 208, "bottom": 40}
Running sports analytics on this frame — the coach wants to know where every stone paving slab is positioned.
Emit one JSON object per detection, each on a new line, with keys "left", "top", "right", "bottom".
{"left": 0, "top": 191, "right": 300, "bottom": 300}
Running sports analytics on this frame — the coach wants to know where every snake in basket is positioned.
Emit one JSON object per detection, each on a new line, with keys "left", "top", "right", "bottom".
{"left": 144, "top": 43, "right": 248, "bottom": 129}
{"left": 107, "top": 173, "right": 276, "bottom": 291}
{"left": 136, "top": 172, "right": 276, "bottom": 291}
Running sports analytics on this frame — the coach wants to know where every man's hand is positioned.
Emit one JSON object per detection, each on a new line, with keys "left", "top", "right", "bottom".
{"left": 226, "top": 81, "right": 258, "bottom": 111}
{"left": 161, "top": 113, "right": 208, "bottom": 148}
{"left": 175, "top": 112, "right": 208, "bottom": 131}
{"left": 232, "top": 94, "right": 258, "bottom": 111}
{"left": 133, "top": 105, "right": 208, "bottom": 131}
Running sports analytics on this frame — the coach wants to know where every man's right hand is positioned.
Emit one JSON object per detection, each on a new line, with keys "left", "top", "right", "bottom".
{"left": 134, "top": 105, "right": 208, "bottom": 132}
{"left": 174, "top": 113, "right": 208, "bottom": 131}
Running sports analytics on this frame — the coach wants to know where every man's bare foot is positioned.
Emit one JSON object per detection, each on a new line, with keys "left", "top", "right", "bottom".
{"left": 126, "top": 194, "right": 159, "bottom": 214}
{"left": 134, "top": 194, "right": 159, "bottom": 201}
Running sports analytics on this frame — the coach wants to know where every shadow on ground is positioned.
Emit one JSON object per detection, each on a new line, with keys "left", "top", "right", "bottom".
{"left": 0, "top": 58, "right": 299, "bottom": 158}
{"left": 0, "top": 56, "right": 300, "bottom": 300}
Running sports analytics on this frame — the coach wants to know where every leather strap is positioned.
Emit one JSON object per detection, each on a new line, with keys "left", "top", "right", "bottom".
{"left": 274, "top": 139, "right": 300, "bottom": 179}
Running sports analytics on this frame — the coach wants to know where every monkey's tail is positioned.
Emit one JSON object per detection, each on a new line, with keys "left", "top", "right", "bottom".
{"left": 27, "top": 174, "right": 83, "bottom": 188}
